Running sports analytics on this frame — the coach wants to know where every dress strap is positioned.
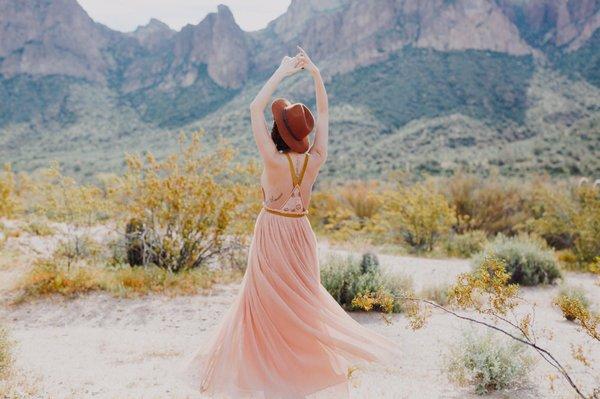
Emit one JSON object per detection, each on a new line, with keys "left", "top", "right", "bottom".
{"left": 298, "top": 153, "right": 309, "bottom": 185}
{"left": 284, "top": 152, "right": 309, "bottom": 187}
{"left": 284, "top": 152, "right": 298, "bottom": 186}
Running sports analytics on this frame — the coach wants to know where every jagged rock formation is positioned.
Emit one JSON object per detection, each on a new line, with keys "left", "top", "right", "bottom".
{"left": 2, "top": 0, "right": 597, "bottom": 90}
{"left": 0, "top": 0, "right": 111, "bottom": 82}
{"left": 0, "top": 0, "right": 598, "bottom": 179}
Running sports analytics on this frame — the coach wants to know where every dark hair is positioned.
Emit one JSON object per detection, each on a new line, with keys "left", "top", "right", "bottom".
{"left": 271, "top": 121, "right": 291, "bottom": 152}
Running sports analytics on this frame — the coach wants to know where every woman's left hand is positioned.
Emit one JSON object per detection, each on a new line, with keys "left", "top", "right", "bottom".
{"left": 296, "top": 46, "right": 318, "bottom": 73}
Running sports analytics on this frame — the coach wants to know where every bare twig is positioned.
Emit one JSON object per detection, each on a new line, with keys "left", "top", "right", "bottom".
{"left": 398, "top": 295, "right": 587, "bottom": 399}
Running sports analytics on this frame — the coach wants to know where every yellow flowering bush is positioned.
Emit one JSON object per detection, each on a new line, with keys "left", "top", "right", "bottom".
{"left": 443, "top": 173, "right": 529, "bottom": 235}
{"left": 0, "top": 324, "right": 11, "bottom": 380}
{"left": 309, "top": 182, "right": 385, "bottom": 243}
{"left": 384, "top": 181, "right": 455, "bottom": 251}
{"left": 0, "top": 164, "right": 20, "bottom": 218}
{"left": 554, "top": 286, "right": 591, "bottom": 322}
{"left": 34, "top": 161, "right": 110, "bottom": 226}
{"left": 527, "top": 183, "right": 600, "bottom": 271}
{"left": 108, "top": 132, "right": 256, "bottom": 272}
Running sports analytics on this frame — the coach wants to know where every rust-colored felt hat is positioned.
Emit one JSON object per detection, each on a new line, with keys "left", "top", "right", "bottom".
{"left": 271, "top": 98, "right": 314, "bottom": 153}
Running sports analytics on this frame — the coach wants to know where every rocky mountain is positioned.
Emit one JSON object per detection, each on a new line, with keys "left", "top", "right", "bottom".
{"left": 0, "top": 0, "right": 599, "bottom": 180}
{"left": 0, "top": 0, "right": 111, "bottom": 82}
{"left": 498, "top": 0, "right": 600, "bottom": 50}
{"left": 128, "top": 18, "right": 174, "bottom": 51}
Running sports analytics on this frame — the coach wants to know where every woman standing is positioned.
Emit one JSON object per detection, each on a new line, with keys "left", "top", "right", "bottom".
{"left": 181, "top": 46, "right": 400, "bottom": 398}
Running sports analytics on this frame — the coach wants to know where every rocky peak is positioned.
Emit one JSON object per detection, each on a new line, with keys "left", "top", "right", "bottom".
{"left": 252, "top": 0, "right": 533, "bottom": 79}
{"left": 130, "top": 18, "right": 174, "bottom": 50}
{"left": 497, "top": 0, "right": 600, "bottom": 50}
{"left": 412, "top": 0, "right": 532, "bottom": 55}
{"left": 171, "top": 4, "right": 249, "bottom": 88}
{"left": 0, "top": 0, "right": 111, "bottom": 82}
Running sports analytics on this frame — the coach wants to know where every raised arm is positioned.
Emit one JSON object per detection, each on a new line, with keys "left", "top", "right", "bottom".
{"left": 249, "top": 55, "right": 303, "bottom": 163}
{"left": 297, "top": 46, "right": 328, "bottom": 163}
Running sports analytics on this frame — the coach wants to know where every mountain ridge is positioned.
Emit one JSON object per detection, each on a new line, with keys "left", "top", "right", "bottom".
{"left": 0, "top": 0, "right": 598, "bottom": 180}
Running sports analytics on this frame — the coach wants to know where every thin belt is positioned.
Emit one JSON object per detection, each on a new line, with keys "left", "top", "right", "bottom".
{"left": 263, "top": 206, "right": 308, "bottom": 218}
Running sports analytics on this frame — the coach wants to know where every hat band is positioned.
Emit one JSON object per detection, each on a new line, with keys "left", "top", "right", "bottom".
{"left": 282, "top": 108, "right": 301, "bottom": 140}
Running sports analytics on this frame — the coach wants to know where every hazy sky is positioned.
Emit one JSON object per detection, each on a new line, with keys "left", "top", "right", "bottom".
{"left": 79, "top": 0, "right": 291, "bottom": 32}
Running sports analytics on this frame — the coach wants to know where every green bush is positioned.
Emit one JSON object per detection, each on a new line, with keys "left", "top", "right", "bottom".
{"left": 445, "top": 331, "right": 533, "bottom": 395}
{"left": 443, "top": 230, "right": 488, "bottom": 258}
{"left": 320, "top": 253, "right": 411, "bottom": 313}
{"left": 359, "top": 251, "right": 380, "bottom": 274}
{"left": 472, "top": 235, "right": 561, "bottom": 286}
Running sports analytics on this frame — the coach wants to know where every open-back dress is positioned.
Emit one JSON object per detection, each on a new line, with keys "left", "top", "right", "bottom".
{"left": 179, "top": 152, "right": 401, "bottom": 398}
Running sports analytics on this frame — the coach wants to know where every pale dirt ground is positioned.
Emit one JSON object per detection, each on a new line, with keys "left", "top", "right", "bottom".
{"left": 0, "top": 223, "right": 599, "bottom": 399}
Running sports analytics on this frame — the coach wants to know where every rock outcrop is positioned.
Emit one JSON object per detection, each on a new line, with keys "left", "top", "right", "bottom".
{"left": 0, "top": 0, "right": 597, "bottom": 92}
{"left": 0, "top": 0, "right": 111, "bottom": 82}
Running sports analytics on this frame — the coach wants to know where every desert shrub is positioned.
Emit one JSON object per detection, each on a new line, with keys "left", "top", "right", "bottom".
{"left": 320, "top": 253, "right": 411, "bottom": 313}
{"left": 525, "top": 180, "right": 577, "bottom": 249}
{"left": 15, "top": 258, "right": 103, "bottom": 301}
{"left": 556, "top": 249, "right": 579, "bottom": 270}
{"left": 445, "top": 331, "right": 533, "bottom": 394}
{"left": 472, "top": 235, "right": 561, "bottom": 286}
{"left": 216, "top": 236, "right": 250, "bottom": 272}
{"left": 54, "top": 235, "right": 103, "bottom": 267}
{"left": 527, "top": 184, "right": 600, "bottom": 270}
{"left": 360, "top": 251, "right": 380, "bottom": 274}
{"left": 34, "top": 161, "right": 109, "bottom": 225}
{"left": 385, "top": 181, "right": 455, "bottom": 252}
{"left": 443, "top": 230, "right": 488, "bottom": 258}
{"left": 444, "top": 173, "right": 529, "bottom": 236}
{"left": 310, "top": 184, "right": 384, "bottom": 243}
{"left": 419, "top": 283, "right": 451, "bottom": 306}
{"left": 125, "top": 217, "right": 144, "bottom": 266}
{"left": 109, "top": 133, "right": 255, "bottom": 272}
{"left": 14, "top": 256, "right": 240, "bottom": 303}
{"left": 554, "top": 286, "right": 591, "bottom": 321}
{"left": 22, "top": 219, "right": 55, "bottom": 236}
{"left": 104, "top": 264, "right": 239, "bottom": 297}
{"left": 382, "top": 273, "right": 414, "bottom": 313}
{"left": 339, "top": 181, "right": 382, "bottom": 219}
{"left": 0, "top": 325, "right": 11, "bottom": 380}
{"left": 0, "top": 164, "right": 19, "bottom": 218}
{"left": 572, "top": 186, "right": 600, "bottom": 267}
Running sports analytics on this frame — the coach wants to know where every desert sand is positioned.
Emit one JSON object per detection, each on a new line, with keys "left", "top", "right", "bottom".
{"left": 0, "top": 229, "right": 598, "bottom": 399}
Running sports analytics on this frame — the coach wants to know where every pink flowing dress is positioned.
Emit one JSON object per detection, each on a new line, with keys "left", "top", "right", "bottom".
{"left": 179, "top": 152, "right": 401, "bottom": 398}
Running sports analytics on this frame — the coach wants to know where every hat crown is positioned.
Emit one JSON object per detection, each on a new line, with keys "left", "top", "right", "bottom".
{"left": 271, "top": 98, "right": 313, "bottom": 153}
{"left": 283, "top": 103, "right": 314, "bottom": 140}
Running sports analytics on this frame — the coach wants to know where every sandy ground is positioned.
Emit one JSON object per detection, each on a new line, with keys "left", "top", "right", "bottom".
{"left": 0, "top": 228, "right": 599, "bottom": 398}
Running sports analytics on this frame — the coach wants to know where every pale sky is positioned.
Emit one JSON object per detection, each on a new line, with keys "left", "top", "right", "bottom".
{"left": 78, "top": 0, "right": 291, "bottom": 32}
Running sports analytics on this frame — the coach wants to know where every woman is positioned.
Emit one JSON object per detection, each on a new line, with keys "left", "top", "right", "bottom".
{"left": 180, "top": 46, "right": 400, "bottom": 398}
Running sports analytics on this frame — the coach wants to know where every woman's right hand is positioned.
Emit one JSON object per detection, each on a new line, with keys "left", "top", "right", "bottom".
{"left": 275, "top": 55, "right": 303, "bottom": 78}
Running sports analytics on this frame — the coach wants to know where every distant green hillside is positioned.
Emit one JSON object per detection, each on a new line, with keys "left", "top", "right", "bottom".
{"left": 328, "top": 48, "right": 535, "bottom": 127}
{"left": 556, "top": 30, "right": 600, "bottom": 88}
{"left": 125, "top": 64, "right": 239, "bottom": 128}
{"left": 0, "top": 47, "right": 598, "bottom": 182}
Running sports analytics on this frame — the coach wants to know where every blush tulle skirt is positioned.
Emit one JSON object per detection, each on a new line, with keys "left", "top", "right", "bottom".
{"left": 177, "top": 209, "right": 401, "bottom": 398}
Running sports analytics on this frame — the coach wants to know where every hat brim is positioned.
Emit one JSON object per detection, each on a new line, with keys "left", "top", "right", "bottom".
{"left": 272, "top": 98, "right": 310, "bottom": 153}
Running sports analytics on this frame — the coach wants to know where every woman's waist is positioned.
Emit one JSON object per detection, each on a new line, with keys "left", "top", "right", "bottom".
{"left": 262, "top": 205, "right": 308, "bottom": 218}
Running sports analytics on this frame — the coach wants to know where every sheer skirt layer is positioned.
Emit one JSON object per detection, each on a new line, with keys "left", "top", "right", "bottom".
{"left": 178, "top": 209, "right": 401, "bottom": 398}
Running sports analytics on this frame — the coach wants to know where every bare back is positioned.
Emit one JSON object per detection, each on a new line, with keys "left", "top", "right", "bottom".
{"left": 260, "top": 152, "right": 321, "bottom": 213}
